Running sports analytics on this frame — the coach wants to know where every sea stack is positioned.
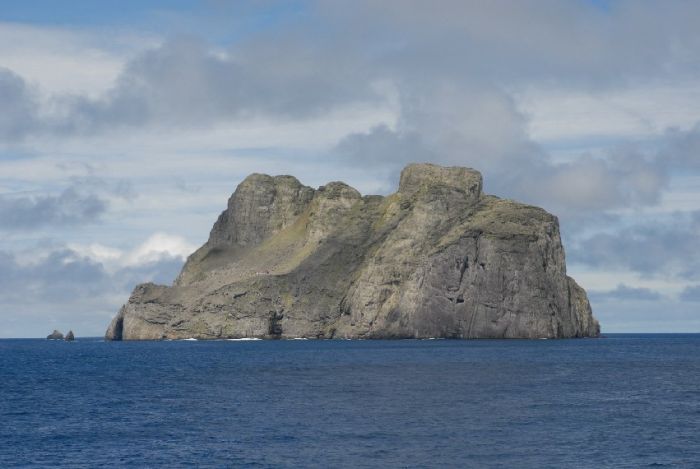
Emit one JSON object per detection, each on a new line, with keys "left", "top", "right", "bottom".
{"left": 106, "top": 163, "right": 599, "bottom": 340}
{"left": 47, "top": 330, "right": 64, "bottom": 340}
{"left": 64, "top": 330, "right": 75, "bottom": 341}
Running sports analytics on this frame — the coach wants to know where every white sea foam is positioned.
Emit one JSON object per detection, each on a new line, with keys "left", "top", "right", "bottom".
{"left": 183, "top": 338, "right": 197, "bottom": 341}
{"left": 226, "top": 338, "right": 262, "bottom": 341}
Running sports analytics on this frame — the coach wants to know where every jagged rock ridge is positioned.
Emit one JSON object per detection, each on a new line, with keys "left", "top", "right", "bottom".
{"left": 106, "top": 163, "right": 599, "bottom": 340}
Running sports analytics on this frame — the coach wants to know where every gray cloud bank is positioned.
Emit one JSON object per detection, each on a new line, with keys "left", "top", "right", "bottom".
{"left": 0, "top": 67, "right": 39, "bottom": 141}
{"left": 0, "top": 247, "right": 184, "bottom": 337}
{"left": 589, "top": 284, "right": 663, "bottom": 302}
{"left": 680, "top": 285, "right": 700, "bottom": 302}
{"left": 0, "top": 187, "right": 107, "bottom": 230}
{"left": 0, "top": 0, "right": 688, "bottom": 216}
{"left": 570, "top": 210, "right": 700, "bottom": 280}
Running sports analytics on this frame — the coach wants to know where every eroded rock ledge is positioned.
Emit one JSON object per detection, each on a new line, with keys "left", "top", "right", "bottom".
{"left": 106, "top": 163, "right": 599, "bottom": 340}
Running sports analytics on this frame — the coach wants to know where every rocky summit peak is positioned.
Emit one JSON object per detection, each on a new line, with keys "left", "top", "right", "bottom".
{"left": 107, "top": 163, "right": 598, "bottom": 341}
{"left": 398, "top": 163, "right": 482, "bottom": 202}
{"left": 317, "top": 181, "right": 361, "bottom": 200}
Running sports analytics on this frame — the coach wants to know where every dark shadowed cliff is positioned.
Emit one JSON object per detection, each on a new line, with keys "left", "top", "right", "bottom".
{"left": 106, "top": 163, "right": 599, "bottom": 340}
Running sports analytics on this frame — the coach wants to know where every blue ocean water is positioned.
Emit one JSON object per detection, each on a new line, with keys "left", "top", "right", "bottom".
{"left": 1, "top": 335, "right": 699, "bottom": 468}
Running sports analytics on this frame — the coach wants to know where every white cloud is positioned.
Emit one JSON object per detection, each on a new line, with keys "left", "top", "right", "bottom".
{"left": 571, "top": 267, "right": 679, "bottom": 296}
{"left": 123, "top": 232, "right": 196, "bottom": 267}
{"left": 0, "top": 22, "right": 156, "bottom": 97}
{"left": 68, "top": 233, "right": 197, "bottom": 271}
{"left": 514, "top": 80, "right": 700, "bottom": 146}
{"left": 66, "top": 242, "right": 123, "bottom": 265}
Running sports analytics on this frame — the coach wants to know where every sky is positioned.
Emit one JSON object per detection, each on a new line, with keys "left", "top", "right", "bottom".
{"left": 1, "top": 0, "right": 699, "bottom": 337}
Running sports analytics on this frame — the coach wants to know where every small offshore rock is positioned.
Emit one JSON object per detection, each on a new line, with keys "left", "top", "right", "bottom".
{"left": 47, "top": 330, "right": 64, "bottom": 340}
{"left": 64, "top": 330, "right": 75, "bottom": 341}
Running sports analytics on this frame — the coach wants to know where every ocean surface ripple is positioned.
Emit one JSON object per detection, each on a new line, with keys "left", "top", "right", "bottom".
{"left": 1, "top": 334, "right": 699, "bottom": 468}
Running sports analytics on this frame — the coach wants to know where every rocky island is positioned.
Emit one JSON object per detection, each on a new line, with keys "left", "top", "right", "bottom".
{"left": 106, "top": 163, "right": 599, "bottom": 340}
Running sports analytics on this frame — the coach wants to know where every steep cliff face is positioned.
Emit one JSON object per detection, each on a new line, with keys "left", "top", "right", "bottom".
{"left": 106, "top": 163, "right": 599, "bottom": 340}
